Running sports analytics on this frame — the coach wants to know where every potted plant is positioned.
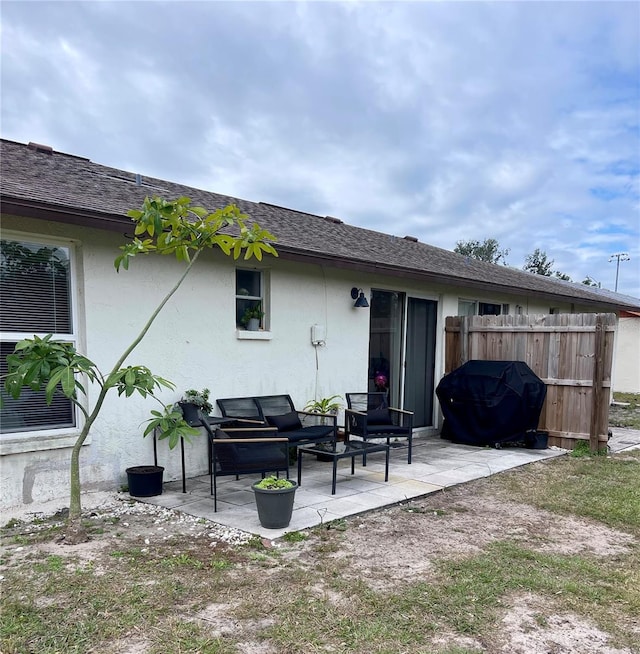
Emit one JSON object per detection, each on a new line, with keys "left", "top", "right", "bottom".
{"left": 127, "top": 405, "right": 200, "bottom": 498}
{"left": 252, "top": 475, "right": 298, "bottom": 528}
{"left": 304, "top": 395, "right": 343, "bottom": 415}
{"left": 304, "top": 394, "right": 342, "bottom": 430}
{"left": 240, "top": 304, "right": 264, "bottom": 331}
{"left": 179, "top": 387, "right": 212, "bottom": 424}
{"left": 304, "top": 395, "right": 343, "bottom": 458}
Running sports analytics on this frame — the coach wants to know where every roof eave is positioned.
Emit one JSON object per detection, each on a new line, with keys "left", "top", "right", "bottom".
{"left": 273, "top": 247, "right": 626, "bottom": 311}
{"left": 1, "top": 197, "right": 132, "bottom": 232}
{"left": 0, "top": 195, "right": 630, "bottom": 312}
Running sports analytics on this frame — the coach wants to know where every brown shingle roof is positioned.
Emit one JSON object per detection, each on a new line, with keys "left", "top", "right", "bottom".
{"left": 2, "top": 138, "right": 638, "bottom": 311}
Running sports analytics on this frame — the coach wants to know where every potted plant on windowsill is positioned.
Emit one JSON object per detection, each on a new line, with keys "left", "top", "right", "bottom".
{"left": 178, "top": 387, "right": 212, "bottom": 425}
{"left": 240, "top": 305, "right": 264, "bottom": 331}
{"left": 252, "top": 475, "right": 298, "bottom": 528}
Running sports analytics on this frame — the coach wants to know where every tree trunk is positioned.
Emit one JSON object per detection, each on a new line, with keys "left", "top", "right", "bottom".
{"left": 63, "top": 252, "right": 201, "bottom": 543}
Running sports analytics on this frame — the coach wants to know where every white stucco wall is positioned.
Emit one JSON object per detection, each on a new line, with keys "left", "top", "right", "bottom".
{"left": 613, "top": 316, "right": 640, "bottom": 393}
{"left": 0, "top": 214, "right": 601, "bottom": 511}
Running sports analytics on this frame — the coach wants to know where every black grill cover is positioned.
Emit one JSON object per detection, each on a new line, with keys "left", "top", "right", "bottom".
{"left": 436, "top": 360, "right": 546, "bottom": 447}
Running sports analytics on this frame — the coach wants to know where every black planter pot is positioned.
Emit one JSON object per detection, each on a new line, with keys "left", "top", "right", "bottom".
{"left": 525, "top": 430, "right": 549, "bottom": 449}
{"left": 252, "top": 481, "right": 297, "bottom": 529}
{"left": 126, "top": 465, "right": 164, "bottom": 497}
{"left": 178, "top": 401, "right": 201, "bottom": 425}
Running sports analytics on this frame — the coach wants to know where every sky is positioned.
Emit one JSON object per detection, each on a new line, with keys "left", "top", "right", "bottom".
{"left": 2, "top": 0, "right": 639, "bottom": 298}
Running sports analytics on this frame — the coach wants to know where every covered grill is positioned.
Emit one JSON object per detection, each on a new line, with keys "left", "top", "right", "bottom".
{"left": 436, "top": 360, "right": 547, "bottom": 447}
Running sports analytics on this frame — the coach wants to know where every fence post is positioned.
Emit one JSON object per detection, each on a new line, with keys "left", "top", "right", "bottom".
{"left": 589, "top": 314, "right": 606, "bottom": 453}
{"left": 460, "top": 316, "right": 469, "bottom": 366}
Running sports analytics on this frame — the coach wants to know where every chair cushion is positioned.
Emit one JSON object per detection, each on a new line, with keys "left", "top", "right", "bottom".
{"left": 267, "top": 411, "right": 302, "bottom": 432}
{"left": 284, "top": 425, "right": 334, "bottom": 444}
{"left": 367, "top": 407, "right": 391, "bottom": 425}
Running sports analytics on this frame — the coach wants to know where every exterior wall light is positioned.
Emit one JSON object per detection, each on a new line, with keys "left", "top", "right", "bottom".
{"left": 351, "top": 287, "right": 369, "bottom": 308}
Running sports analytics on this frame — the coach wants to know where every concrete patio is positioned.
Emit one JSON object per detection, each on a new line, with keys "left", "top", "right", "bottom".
{"left": 140, "top": 434, "right": 570, "bottom": 538}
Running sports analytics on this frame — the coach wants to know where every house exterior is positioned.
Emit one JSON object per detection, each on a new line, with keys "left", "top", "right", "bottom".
{"left": 2, "top": 138, "right": 639, "bottom": 511}
{"left": 614, "top": 310, "right": 640, "bottom": 393}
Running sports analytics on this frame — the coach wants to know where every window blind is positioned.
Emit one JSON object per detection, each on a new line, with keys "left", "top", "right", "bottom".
{"left": 0, "top": 239, "right": 76, "bottom": 434}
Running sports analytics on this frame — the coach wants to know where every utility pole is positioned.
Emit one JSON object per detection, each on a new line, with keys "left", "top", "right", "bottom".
{"left": 608, "top": 252, "right": 630, "bottom": 292}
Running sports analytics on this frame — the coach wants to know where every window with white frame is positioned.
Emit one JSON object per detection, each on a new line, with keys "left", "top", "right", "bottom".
{"left": 458, "top": 299, "right": 477, "bottom": 316}
{"left": 0, "top": 237, "right": 77, "bottom": 434}
{"left": 235, "top": 268, "right": 267, "bottom": 329}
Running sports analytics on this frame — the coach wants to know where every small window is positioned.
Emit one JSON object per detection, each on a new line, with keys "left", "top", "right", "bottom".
{"left": 478, "top": 302, "right": 501, "bottom": 316}
{"left": 458, "top": 299, "right": 477, "bottom": 316}
{"left": 236, "top": 269, "right": 265, "bottom": 329}
{"left": 1, "top": 238, "right": 77, "bottom": 434}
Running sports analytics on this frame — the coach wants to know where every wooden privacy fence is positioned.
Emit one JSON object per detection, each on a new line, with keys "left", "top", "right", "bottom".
{"left": 444, "top": 313, "right": 617, "bottom": 450}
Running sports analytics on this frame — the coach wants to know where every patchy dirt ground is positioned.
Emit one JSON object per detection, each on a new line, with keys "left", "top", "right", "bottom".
{"left": 300, "top": 480, "right": 639, "bottom": 653}
{"left": 319, "top": 483, "right": 636, "bottom": 589}
{"left": 3, "top": 470, "right": 638, "bottom": 654}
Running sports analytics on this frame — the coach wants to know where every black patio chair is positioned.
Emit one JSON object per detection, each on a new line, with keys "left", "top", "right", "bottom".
{"left": 199, "top": 420, "right": 290, "bottom": 512}
{"left": 254, "top": 394, "right": 338, "bottom": 449}
{"left": 345, "top": 392, "right": 414, "bottom": 464}
{"left": 216, "top": 396, "right": 265, "bottom": 424}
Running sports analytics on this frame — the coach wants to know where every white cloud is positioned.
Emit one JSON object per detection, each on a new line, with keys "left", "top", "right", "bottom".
{"left": 1, "top": 0, "right": 638, "bottom": 296}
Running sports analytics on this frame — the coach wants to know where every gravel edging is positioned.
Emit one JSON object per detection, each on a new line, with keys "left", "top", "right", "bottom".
{"left": 2, "top": 491, "right": 254, "bottom": 546}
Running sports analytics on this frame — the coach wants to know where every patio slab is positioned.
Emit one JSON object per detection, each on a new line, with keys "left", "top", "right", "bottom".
{"left": 140, "top": 434, "right": 567, "bottom": 538}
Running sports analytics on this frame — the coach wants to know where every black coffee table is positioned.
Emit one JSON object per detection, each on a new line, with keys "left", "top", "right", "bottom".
{"left": 297, "top": 440, "right": 390, "bottom": 494}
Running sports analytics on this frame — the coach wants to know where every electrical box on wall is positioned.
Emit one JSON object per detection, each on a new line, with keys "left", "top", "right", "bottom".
{"left": 311, "top": 324, "right": 326, "bottom": 346}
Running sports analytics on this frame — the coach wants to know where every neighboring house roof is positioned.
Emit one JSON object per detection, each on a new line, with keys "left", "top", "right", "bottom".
{"left": 2, "top": 138, "right": 639, "bottom": 311}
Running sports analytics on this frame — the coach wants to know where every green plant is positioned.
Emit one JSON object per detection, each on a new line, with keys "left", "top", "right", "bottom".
{"left": 283, "top": 531, "right": 308, "bottom": 543}
{"left": 240, "top": 304, "right": 264, "bottom": 326}
{"left": 304, "top": 395, "right": 342, "bottom": 414}
{"left": 180, "top": 387, "right": 212, "bottom": 414}
{"left": 571, "top": 439, "right": 607, "bottom": 457}
{"left": 253, "top": 475, "right": 294, "bottom": 490}
{"left": 3, "top": 196, "right": 277, "bottom": 542}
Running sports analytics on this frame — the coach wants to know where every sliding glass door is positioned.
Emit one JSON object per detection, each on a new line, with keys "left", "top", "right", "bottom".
{"left": 367, "top": 291, "right": 437, "bottom": 427}
{"left": 404, "top": 297, "right": 437, "bottom": 427}
{"left": 367, "top": 290, "right": 404, "bottom": 408}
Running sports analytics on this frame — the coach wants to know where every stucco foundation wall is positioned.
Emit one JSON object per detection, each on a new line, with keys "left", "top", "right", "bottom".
{"left": 613, "top": 316, "right": 640, "bottom": 393}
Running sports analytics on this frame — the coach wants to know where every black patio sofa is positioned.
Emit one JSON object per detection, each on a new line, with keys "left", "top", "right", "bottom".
{"left": 216, "top": 394, "right": 337, "bottom": 448}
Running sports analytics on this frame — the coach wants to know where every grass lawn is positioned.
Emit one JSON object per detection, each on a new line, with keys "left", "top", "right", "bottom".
{"left": 610, "top": 392, "right": 640, "bottom": 430}
{"left": 2, "top": 448, "right": 639, "bottom": 653}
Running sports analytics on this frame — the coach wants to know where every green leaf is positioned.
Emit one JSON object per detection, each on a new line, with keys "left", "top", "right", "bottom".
{"left": 45, "top": 369, "right": 65, "bottom": 404}
{"left": 60, "top": 367, "right": 76, "bottom": 397}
